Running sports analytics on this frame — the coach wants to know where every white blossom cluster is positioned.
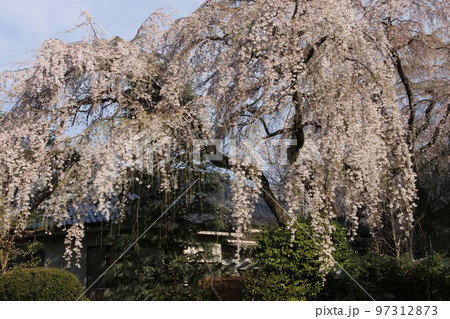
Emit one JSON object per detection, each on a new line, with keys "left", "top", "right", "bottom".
{"left": 230, "top": 164, "right": 262, "bottom": 258}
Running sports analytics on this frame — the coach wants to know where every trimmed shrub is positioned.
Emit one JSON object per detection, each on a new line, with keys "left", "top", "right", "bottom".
{"left": 243, "top": 221, "right": 352, "bottom": 301}
{"left": 0, "top": 267, "right": 88, "bottom": 301}
{"left": 243, "top": 225, "right": 323, "bottom": 300}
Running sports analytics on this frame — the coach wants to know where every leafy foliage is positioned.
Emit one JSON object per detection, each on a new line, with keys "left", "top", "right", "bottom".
{"left": 244, "top": 220, "right": 450, "bottom": 301}
{"left": 0, "top": 230, "right": 44, "bottom": 272}
{"left": 319, "top": 253, "right": 450, "bottom": 301}
{"left": 5, "top": 240, "right": 44, "bottom": 270}
{"left": 0, "top": 267, "right": 87, "bottom": 301}
{"left": 243, "top": 221, "right": 350, "bottom": 300}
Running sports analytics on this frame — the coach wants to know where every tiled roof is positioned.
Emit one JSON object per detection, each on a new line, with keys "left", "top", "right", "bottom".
{"left": 29, "top": 198, "right": 121, "bottom": 229}
{"left": 63, "top": 201, "right": 119, "bottom": 225}
{"left": 180, "top": 183, "right": 278, "bottom": 227}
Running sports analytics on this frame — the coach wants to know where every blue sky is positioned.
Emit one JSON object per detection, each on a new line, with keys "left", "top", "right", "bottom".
{"left": 0, "top": 0, "right": 203, "bottom": 70}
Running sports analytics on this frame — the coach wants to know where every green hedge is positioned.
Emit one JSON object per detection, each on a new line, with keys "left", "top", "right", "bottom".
{"left": 0, "top": 267, "right": 88, "bottom": 301}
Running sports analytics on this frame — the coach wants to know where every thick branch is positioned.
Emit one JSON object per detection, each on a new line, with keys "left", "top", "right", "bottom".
{"left": 392, "top": 49, "right": 415, "bottom": 147}
{"left": 288, "top": 90, "right": 305, "bottom": 164}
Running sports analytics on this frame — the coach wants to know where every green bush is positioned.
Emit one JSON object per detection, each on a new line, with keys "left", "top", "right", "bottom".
{"left": 243, "top": 221, "right": 450, "bottom": 301}
{"left": 318, "top": 253, "right": 450, "bottom": 301}
{"left": 0, "top": 267, "right": 88, "bottom": 301}
{"left": 243, "top": 221, "right": 350, "bottom": 300}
